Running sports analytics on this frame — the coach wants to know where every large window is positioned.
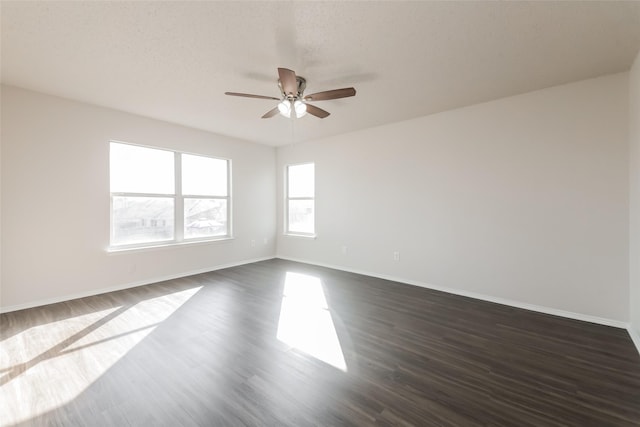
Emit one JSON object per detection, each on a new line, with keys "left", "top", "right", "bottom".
{"left": 286, "top": 162, "right": 315, "bottom": 236}
{"left": 110, "top": 141, "right": 230, "bottom": 248}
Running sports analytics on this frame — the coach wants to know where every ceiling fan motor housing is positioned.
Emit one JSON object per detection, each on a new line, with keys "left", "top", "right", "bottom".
{"left": 279, "top": 76, "right": 306, "bottom": 101}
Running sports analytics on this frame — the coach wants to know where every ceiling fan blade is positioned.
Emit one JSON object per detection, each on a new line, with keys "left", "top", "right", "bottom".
{"left": 278, "top": 68, "right": 298, "bottom": 96}
{"left": 304, "top": 87, "right": 356, "bottom": 101}
{"left": 261, "top": 107, "right": 280, "bottom": 119}
{"left": 225, "top": 92, "right": 280, "bottom": 100}
{"left": 305, "top": 104, "right": 330, "bottom": 119}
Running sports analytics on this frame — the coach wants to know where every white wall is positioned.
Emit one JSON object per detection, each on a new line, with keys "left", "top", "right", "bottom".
{"left": 1, "top": 85, "right": 277, "bottom": 311}
{"left": 2, "top": 72, "right": 633, "bottom": 323}
{"left": 277, "top": 73, "right": 630, "bottom": 323}
{"left": 630, "top": 51, "right": 640, "bottom": 338}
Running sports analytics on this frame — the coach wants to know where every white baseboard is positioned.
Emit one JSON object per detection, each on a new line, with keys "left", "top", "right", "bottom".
{"left": 628, "top": 326, "right": 640, "bottom": 356}
{"left": 276, "top": 255, "right": 628, "bottom": 329}
{"left": 0, "top": 256, "right": 276, "bottom": 314}
{"left": 5, "top": 254, "right": 632, "bottom": 337}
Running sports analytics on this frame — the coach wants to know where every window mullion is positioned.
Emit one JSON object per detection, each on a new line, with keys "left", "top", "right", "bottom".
{"left": 111, "top": 192, "right": 175, "bottom": 198}
{"left": 174, "top": 152, "right": 184, "bottom": 242}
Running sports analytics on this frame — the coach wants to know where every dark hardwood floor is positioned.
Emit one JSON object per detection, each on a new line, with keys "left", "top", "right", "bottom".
{"left": 2, "top": 259, "right": 640, "bottom": 426}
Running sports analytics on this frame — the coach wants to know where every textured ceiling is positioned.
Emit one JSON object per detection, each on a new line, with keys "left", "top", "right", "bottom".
{"left": 2, "top": 1, "right": 640, "bottom": 146}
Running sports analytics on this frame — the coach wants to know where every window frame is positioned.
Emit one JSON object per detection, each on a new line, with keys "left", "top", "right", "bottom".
{"left": 285, "top": 162, "right": 316, "bottom": 238}
{"left": 109, "top": 140, "right": 232, "bottom": 251}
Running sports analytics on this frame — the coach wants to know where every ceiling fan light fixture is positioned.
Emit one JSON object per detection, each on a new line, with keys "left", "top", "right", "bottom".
{"left": 277, "top": 100, "right": 291, "bottom": 118}
{"left": 294, "top": 100, "right": 307, "bottom": 118}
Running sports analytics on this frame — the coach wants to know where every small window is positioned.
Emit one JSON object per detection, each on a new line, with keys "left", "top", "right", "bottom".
{"left": 110, "top": 141, "right": 230, "bottom": 249}
{"left": 286, "top": 163, "right": 315, "bottom": 235}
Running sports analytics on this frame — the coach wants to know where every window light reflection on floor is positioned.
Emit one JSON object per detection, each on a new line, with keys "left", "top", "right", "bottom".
{"left": 0, "top": 286, "right": 202, "bottom": 425}
{"left": 277, "top": 272, "right": 347, "bottom": 371}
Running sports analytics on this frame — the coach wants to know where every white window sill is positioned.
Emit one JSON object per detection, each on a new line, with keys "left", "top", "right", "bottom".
{"left": 284, "top": 233, "right": 317, "bottom": 240}
{"left": 107, "top": 236, "right": 234, "bottom": 254}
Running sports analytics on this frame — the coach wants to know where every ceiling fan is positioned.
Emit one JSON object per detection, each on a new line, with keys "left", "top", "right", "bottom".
{"left": 225, "top": 68, "right": 356, "bottom": 119}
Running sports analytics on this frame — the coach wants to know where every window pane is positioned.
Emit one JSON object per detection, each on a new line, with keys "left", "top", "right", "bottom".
{"left": 182, "top": 154, "right": 227, "bottom": 196}
{"left": 110, "top": 143, "right": 174, "bottom": 194}
{"left": 112, "top": 196, "right": 174, "bottom": 245}
{"left": 288, "top": 163, "right": 314, "bottom": 198}
{"left": 184, "top": 198, "right": 228, "bottom": 239}
{"left": 288, "top": 200, "right": 314, "bottom": 234}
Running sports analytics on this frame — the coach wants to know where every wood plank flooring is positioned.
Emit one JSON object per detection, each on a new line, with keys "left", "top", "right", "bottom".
{"left": 1, "top": 259, "right": 640, "bottom": 426}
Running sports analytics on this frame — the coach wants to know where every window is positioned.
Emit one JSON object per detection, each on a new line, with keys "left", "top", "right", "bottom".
{"left": 286, "top": 162, "right": 315, "bottom": 235}
{"left": 110, "top": 142, "right": 230, "bottom": 248}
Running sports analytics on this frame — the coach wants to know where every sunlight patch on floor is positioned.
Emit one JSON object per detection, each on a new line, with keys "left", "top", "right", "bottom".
{"left": 0, "top": 286, "right": 202, "bottom": 425}
{"left": 277, "top": 272, "right": 347, "bottom": 371}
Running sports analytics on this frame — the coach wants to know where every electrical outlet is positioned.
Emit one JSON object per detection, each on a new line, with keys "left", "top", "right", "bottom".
{"left": 342, "top": 246, "right": 348, "bottom": 255}
{"left": 393, "top": 251, "right": 400, "bottom": 261}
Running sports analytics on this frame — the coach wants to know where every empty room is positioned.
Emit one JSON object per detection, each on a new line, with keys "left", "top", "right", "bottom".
{"left": 2, "top": 1, "right": 640, "bottom": 426}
